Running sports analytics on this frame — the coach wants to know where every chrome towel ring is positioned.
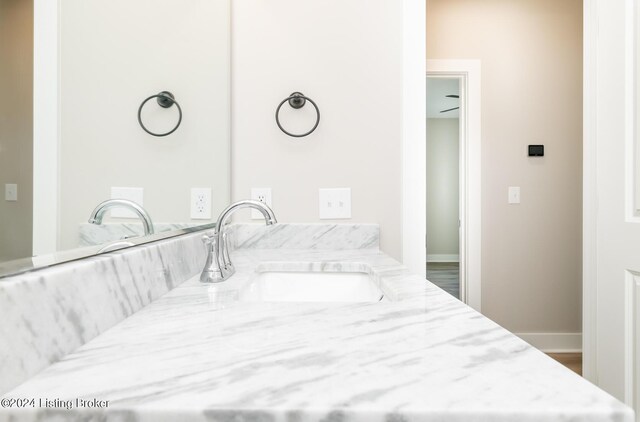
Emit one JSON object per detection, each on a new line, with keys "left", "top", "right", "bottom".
{"left": 275, "top": 92, "right": 320, "bottom": 138}
{"left": 138, "top": 91, "right": 182, "bottom": 137}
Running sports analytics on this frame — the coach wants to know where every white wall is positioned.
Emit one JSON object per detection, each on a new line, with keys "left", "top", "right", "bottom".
{"left": 0, "top": 0, "right": 33, "bottom": 262}
{"left": 231, "top": 0, "right": 403, "bottom": 259}
{"left": 426, "top": 118, "right": 459, "bottom": 260}
{"left": 58, "top": 0, "right": 230, "bottom": 249}
{"left": 427, "top": 0, "right": 583, "bottom": 336}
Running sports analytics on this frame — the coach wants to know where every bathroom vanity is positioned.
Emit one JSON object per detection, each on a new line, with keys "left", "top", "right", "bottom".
{"left": 0, "top": 224, "right": 632, "bottom": 421}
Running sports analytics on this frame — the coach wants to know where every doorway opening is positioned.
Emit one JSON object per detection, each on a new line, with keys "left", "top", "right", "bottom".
{"left": 0, "top": 0, "right": 34, "bottom": 263}
{"left": 425, "top": 60, "right": 481, "bottom": 311}
{"left": 426, "top": 77, "right": 461, "bottom": 299}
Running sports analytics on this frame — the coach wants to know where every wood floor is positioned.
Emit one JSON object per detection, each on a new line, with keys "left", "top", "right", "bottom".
{"left": 546, "top": 353, "right": 582, "bottom": 376}
{"left": 426, "top": 262, "right": 460, "bottom": 299}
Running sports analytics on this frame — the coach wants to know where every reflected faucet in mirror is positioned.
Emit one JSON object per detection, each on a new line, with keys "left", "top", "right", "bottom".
{"left": 201, "top": 200, "right": 277, "bottom": 283}
{"left": 97, "top": 240, "right": 136, "bottom": 254}
{"left": 88, "top": 199, "right": 155, "bottom": 236}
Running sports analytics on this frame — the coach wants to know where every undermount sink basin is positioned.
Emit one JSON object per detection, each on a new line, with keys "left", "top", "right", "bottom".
{"left": 238, "top": 271, "right": 385, "bottom": 302}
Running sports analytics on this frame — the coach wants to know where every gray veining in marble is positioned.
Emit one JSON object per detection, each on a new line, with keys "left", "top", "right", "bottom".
{"left": 0, "top": 224, "right": 378, "bottom": 397}
{"left": 230, "top": 223, "right": 379, "bottom": 250}
{"left": 0, "top": 229, "right": 208, "bottom": 395}
{"left": 0, "top": 238, "right": 634, "bottom": 421}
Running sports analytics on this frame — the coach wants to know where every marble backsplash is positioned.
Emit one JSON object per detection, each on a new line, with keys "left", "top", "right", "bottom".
{"left": 230, "top": 223, "right": 379, "bottom": 250}
{"left": 79, "top": 223, "right": 379, "bottom": 250}
{"left": 0, "top": 223, "right": 380, "bottom": 395}
{"left": 0, "top": 230, "right": 208, "bottom": 395}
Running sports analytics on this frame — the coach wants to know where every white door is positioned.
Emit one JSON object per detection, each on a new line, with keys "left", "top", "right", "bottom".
{"left": 585, "top": 0, "right": 640, "bottom": 413}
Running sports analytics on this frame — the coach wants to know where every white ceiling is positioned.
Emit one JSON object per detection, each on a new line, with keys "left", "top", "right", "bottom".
{"left": 427, "top": 78, "right": 460, "bottom": 118}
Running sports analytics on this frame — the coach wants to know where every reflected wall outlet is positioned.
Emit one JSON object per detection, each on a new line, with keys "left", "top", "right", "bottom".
{"left": 191, "top": 188, "right": 212, "bottom": 219}
{"left": 319, "top": 188, "right": 351, "bottom": 219}
{"left": 110, "top": 187, "right": 144, "bottom": 218}
{"left": 251, "top": 188, "right": 272, "bottom": 219}
{"left": 4, "top": 184, "right": 17, "bottom": 201}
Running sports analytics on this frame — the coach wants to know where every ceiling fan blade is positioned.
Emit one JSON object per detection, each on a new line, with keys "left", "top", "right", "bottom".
{"left": 440, "top": 107, "right": 460, "bottom": 113}
{"left": 446, "top": 95, "right": 459, "bottom": 98}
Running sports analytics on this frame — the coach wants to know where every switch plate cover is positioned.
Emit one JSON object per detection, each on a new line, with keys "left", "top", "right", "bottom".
{"left": 508, "top": 186, "right": 521, "bottom": 204}
{"left": 4, "top": 184, "right": 17, "bottom": 201}
{"left": 319, "top": 188, "right": 351, "bottom": 219}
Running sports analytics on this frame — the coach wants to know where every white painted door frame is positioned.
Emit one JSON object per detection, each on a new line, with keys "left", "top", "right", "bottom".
{"left": 426, "top": 60, "right": 481, "bottom": 311}
{"left": 32, "top": 0, "right": 60, "bottom": 256}
{"left": 401, "top": 0, "right": 427, "bottom": 279}
{"left": 582, "top": 0, "right": 598, "bottom": 384}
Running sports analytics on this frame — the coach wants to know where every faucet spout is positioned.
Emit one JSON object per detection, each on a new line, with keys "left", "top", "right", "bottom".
{"left": 200, "top": 200, "right": 277, "bottom": 283}
{"left": 88, "top": 199, "right": 155, "bottom": 236}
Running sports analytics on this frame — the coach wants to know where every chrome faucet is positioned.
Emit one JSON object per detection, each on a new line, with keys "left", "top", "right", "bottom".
{"left": 200, "top": 200, "right": 277, "bottom": 283}
{"left": 88, "top": 199, "right": 155, "bottom": 236}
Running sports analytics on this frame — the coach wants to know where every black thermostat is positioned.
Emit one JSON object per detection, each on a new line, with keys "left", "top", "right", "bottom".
{"left": 528, "top": 145, "right": 544, "bottom": 157}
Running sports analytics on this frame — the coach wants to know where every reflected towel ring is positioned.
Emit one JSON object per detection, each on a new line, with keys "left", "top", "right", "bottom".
{"left": 275, "top": 92, "right": 320, "bottom": 138}
{"left": 138, "top": 91, "right": 182, "bottom": 137}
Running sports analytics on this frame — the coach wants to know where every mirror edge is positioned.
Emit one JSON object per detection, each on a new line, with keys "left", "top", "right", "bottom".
{"left": 0, "top": 224, "right": 215, "bottom": 280}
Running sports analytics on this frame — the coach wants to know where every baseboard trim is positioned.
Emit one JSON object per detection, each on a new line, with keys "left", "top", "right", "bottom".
{"left": 427, "top": 254, "right": 460, "bottom": 263}
{"left": 515, "top": 333, "right": 582, "bottom": 353}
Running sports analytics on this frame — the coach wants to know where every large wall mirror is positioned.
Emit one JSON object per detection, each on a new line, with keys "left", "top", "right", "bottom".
{"left": 0, "top": 0, "right": 230, "bottom": 276}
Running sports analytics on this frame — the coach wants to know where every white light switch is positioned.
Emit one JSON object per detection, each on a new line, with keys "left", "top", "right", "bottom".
{"left": 319, "top": 188, "right": 351, "bottom": 219}
{"left": 110, "top": 187, "right": 144, "bottom": 218}
{"left": 508, "top": 186, "right": 521, "bottom": 204}
{"left": 251, "top": 188, "right": 272, "bottom": 219}
{"left": 4, "top": 184, "right": 17, "bottom": 201}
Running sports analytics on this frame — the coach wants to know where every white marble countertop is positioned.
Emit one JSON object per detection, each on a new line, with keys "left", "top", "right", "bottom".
{"left": 0, "top": 248, "right": 633, "bottom": 422}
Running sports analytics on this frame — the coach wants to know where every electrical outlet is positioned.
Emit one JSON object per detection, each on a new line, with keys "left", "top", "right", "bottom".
{"left": 4, "top": 184, "right": 17, "bottom": 201}
{"left": 319, "top": 188, "right": 351, "bottom": 219}
{"left": 251, "top": 188, "right": 272, "bottom": 219}
{"left": 191, "top": 188, "right": 212, "bottom": 219}
{"left": 110, "top": 187, "right": 144, "bottom": 218}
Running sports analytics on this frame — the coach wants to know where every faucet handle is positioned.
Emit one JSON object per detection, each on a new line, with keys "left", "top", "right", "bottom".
{"left": 200, "top": 233, "right": 224, "bottom": 283}
{"left": 202, "top": 234, "right": 216, "bottom": 248}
